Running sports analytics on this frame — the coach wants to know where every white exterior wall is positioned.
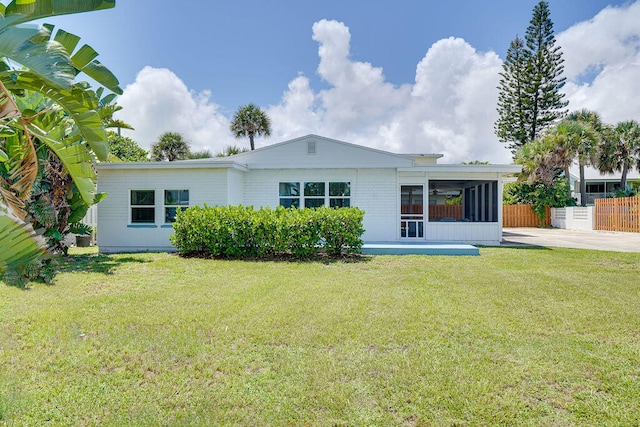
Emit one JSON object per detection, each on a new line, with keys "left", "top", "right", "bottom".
{"left": 551, "top": 207, "right": 595, "bottom": 231}
{"left": 242, "top": 168, "right": 398, "bottom": 241}
{"left": 97, "top": 168, "right": 230, "bottom": 253}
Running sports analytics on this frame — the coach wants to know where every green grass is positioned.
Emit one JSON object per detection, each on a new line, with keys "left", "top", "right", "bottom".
{"left": 1, "top": 247, "right": 640, "bottom": 426}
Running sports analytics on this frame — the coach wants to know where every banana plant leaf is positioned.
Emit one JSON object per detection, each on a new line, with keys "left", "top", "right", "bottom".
{"left": 0, "top": 24, "right": 75, "bottom": 88}
{"left": 26, "top": 121, "right": 98, "bottom": 206}
{"left": 48, "top": 25, "right": 121, "bottom": 94}
{"left": 0, "top": 208, "right": 45, "bottom": 275}
{"left": 2, "top": 0, "right": 115, "bottom": 27}
{"left": 3, "top": 72, "right": 109, "bottom": 161}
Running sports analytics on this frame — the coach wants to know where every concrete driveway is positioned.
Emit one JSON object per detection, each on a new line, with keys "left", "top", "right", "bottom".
{"left": 501, "top": 227, "right": 640, "bottom": 253}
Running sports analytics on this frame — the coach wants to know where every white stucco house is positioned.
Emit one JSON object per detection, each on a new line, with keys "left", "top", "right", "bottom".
{"left": 96, "top": 135, "right": 521, "bottom": 253}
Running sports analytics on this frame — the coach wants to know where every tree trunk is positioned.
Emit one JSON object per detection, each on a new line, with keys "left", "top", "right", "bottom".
{"left": 621, "top": 164, "right": 628, "bottom": 191}
{"left": 579, "top": 161, "right": 586, "bottom": 206}
{"left": 249, "top": 134, "right": 255, "bottom": 151}
{"left": 564, "top": 165, "right": 571, "bottom": 200}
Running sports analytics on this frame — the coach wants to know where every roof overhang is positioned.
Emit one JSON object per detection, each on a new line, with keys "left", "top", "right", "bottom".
{"left": 96, "top": 160, "right": 249, "bottom": 172}
{"left": 398, "top": 164, "right": 522, "bottom": 175}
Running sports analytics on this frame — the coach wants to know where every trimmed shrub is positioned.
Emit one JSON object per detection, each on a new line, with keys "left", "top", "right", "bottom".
{"left": 169, "top": 205, "right": 365, "bottom": 259}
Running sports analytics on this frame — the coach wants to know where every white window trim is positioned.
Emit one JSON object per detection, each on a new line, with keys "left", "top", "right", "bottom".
{"left": 130, "top": 189, "right": 156, "bottom": 225}
{"left": 279, "top": 181, "right": 351, "bottom": 208}
{"left": 164, "top": 189, "right": 190, "bottom": 223}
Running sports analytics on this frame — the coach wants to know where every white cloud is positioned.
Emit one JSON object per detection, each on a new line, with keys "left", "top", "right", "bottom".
{"left": 269, "top": 21, "right": 509, "bottom": 163}
{"left": 115, "top": 3, "right": 640, "bottom": 164}
{"left": 558, "top": 1, "right": 640, "bottom": 124}
{"left": 115, "top": 66, "right": 235, "bottom": 153}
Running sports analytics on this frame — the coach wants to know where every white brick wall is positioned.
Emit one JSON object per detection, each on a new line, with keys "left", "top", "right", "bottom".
{"left": 97, "top": 168, "right": 229, "bottom": 252}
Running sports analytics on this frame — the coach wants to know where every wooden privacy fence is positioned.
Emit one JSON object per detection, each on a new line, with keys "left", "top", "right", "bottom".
{"left": 502, "top": 204, "right": 550, "bottom": 227}
{"left": 595, "top": 196, "right": 640, "bottom": 233}
{"left": 428, "top": 204, "right": 463, "bottom": 220}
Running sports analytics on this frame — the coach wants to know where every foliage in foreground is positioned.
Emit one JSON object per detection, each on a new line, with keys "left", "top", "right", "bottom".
{"left": 0, "top": 1, "right": 120, "bottom": 284}
{"left": 503, "top": 178, "right": 575, "bottom": 223}
{"left": 170, "top": 205, "right": 365, "bottom": 258}
{"left": 1, "top": 248, "right": 639, "bottom": 425}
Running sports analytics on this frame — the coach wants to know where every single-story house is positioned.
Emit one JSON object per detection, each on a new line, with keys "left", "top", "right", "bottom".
{"left": 96, "top": 135, "right": 521, "bottom": 253}
{"left": 569, "top": 165, "right": 640, "bottom": 205}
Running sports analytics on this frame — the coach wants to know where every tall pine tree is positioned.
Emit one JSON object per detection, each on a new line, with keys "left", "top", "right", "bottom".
{"left": 495, "top": 36, "right": 527, "bottom": 153}
{"left": 495, "top": 1, "right": 568, "bottom": 155}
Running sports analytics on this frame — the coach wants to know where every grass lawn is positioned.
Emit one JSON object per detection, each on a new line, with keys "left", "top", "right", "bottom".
{"left": 1, "top": 247, "right": 639, "bottom": 426}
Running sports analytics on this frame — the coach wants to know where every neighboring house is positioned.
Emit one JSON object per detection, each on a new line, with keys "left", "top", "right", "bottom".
{"left": 96, "top": 135, "right": 521, "bottom": 253}
{"left": 570, "top": 165, "right": 640, "bottom": 205}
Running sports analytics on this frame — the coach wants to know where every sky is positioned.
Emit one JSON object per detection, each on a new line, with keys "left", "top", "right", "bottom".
{"left": 41, "top": 0, "right": 640, "bottom": 163}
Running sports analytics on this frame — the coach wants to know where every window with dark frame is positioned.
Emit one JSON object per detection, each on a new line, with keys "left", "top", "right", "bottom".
{"left": 131, "top": 190, "right": 155, "bottom": 223}
{"left": 164, "top": 190, "right": 189, "bottom": 223}
{"left": 279, "top": 181, "right": 351, "bottom": 208}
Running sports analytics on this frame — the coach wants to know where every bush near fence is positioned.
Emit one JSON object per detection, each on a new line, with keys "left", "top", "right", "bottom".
{"left": 595, "top": 196, "right": 640, "bottom": 233}
{"left": 502, "top": 204, "right": 551, "bottom": 227}
{"left": 169, "top": 205, "right": 365, "bottom": 258}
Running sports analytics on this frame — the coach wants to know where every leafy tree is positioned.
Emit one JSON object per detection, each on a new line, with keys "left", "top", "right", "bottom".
{"left": 597, "top": 120, "right": 640, "bottom": 191}
{"left": 150, "top": 132, "right": 190, "bottom": 161}
{"left": 216, "top": 145, "right": 249, "bottom": 157}
{"left": 496, "top": 1, "right": 568, "bottom": 154}
{"left": 230, "top": 103, "right": 272, "bottom": 151}
{"left": 503, "top": 178, "right": 574, "bottom": 224}
{"left": 108, "top": 131, "right": 148, "bottom": 162}
{"left": 0, "top": 1, "right": 120, "bottom": 285}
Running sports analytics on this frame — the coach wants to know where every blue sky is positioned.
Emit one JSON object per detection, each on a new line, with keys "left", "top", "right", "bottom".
{"left": 41, "top": 1, "right": 640, "bottom": 162}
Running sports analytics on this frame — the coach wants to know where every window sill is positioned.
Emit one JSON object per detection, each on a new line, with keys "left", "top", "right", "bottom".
{"left": 161, "top": 224, "right": 173, "bottom": 228}
{"left": 127, "top": 224, "right": 158, "bottom": 228}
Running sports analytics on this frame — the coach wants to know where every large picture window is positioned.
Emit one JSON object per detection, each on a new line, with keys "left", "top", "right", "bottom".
{"left": 329, "top": 182, "right": 350, "bottom": 207}
{"left": 279, "top": 181, "right": 351, "bottom": 208}
{"left": 304, "top": 182, "right": 325, "bottom": 208}
{"left": 279, "top": 182, "right": 300, "bottom": 208}
{"left": 131, "top": 190, "right": 155, "bottom": 223}
{"left": 428, "top": 180, "right": 498, "bottom": 223}
{"left": 164, "top": 190, "right": 189, "bottom": 223}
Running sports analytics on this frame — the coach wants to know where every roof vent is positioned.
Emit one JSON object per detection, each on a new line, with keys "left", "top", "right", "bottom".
{"left": 307, "top": 140, "right": 316, "bottom": 155}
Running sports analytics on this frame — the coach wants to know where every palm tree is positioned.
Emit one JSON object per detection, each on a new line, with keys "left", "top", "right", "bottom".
{"left": 216, "top": 145, "right": 249, "bottom": 157}
{"left": 565, "top": 110, "right": 601, "bottom": 206}
{"left": 597, "top": 120, "right": 640, "bottom": 191}
{"left": 230, "top": 103, "right": 272, "bottom": 151}
{"left": 151, "top": 132, "right": 190, "bottom": 161}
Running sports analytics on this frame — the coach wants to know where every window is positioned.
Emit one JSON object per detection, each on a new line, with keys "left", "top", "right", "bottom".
{"left": 428, "top": 180, "right": 498, "bottom": 223}
{"left": 164, "top": 190, "right": 189, "bottom": 223}
{"left": 279, "top": 182, "right": 300, "bottom": 208}
{"left": 279, "top": 181, "right": 351, "bottom": 208}
{"left": 131, "top": 190, "right": 155, "bottom": 223}
{"left": 304, "top": 182, "right": 325, "bottom": 208}
{"left": 329, "top": 182, "right": 350, "bottom": 207}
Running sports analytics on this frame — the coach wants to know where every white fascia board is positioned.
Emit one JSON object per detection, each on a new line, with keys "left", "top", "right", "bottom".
{"left": 398, "top": 164, "right": 522, "bottom": 175}
{"left": 96, "top": 161, "right": 248, "bottom": 172}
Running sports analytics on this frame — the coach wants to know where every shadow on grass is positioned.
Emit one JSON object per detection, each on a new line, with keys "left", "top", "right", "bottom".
{"left": 58, "top": 253, "right": 151, "bottom": 275}
{"left": 481, "top": 244, "right": 552, "bottom": 251}
{"left": 176, "top": 252, "right": 373, "bottom": 265}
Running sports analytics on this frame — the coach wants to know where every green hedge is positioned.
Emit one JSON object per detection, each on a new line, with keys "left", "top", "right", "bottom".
{"left": 169, "top": 205, "right": 365, "bottom": 258}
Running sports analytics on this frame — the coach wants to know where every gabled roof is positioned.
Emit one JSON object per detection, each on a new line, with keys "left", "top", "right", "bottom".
{"left": 229, "top": 134, "right": 419, "bottom": 169}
